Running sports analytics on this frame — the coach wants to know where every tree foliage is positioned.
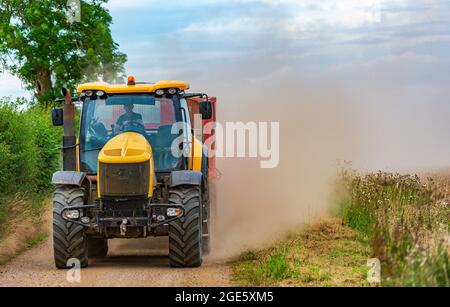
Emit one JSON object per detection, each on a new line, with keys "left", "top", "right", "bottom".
{"left": 0, "top": 0, "right": 127, "bottom": 104}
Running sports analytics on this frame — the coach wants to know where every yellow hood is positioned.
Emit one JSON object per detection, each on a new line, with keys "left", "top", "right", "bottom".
{"left": 98, "top": 132, "right": 153, "bottom": 164}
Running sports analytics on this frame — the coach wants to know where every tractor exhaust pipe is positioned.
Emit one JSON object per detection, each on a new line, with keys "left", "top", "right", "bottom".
{"left": 62, "top": 87, "right": 77, "bottom": 171}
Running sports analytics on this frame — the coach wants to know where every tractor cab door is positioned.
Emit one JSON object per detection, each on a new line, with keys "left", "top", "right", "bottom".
{"left": 186, "top": 97, "right": 218, "bottom": 179}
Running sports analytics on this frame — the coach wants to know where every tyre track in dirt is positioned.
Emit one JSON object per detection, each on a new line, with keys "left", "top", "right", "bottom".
{"left": 0, "top": 237, "right": 231, "bottom": 287}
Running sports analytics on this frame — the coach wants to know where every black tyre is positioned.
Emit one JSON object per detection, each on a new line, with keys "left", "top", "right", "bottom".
{"left": 168, "top": 185, "right": 203, "bottom": 267}
{"left": 53, "top": 186, "right": 88, "bottom": 269}
{"left": 87, "top": 238, "right": 108, "bottom": 258}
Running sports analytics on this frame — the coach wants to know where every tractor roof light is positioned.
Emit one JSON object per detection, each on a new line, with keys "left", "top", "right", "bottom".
{"left": 96, "top": 90, "right": 105, "bottom": 97}
{"left": 168, "top": 88, "right": 177, "bottom": 95}
{"left": 155, "top": 89, "right": 165, "bottom": 96}
{"left": 85, "top": 90, "right": 94, "bottom": 97}
{"left": 127, "top": 75, "right": 136, "bottom": 85}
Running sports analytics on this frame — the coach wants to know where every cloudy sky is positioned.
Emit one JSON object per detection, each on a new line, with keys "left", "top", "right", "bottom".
{"left": 2, "top": 0, "right": 450, "bottom": 96}
{"left": 1, "top": 0, "right": 450, "bottom": 170}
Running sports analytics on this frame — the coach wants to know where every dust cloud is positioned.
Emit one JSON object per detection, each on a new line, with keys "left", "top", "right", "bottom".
{"left": 203, "top": 74, "right": 450, "bottom": 259}
{"left": 208, "top": 80, "right": 368, "bottom": 259}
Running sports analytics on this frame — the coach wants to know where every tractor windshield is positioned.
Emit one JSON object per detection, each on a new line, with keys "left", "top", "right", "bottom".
{"left": 79, "top": 94, "right": 185, "bottom": 173}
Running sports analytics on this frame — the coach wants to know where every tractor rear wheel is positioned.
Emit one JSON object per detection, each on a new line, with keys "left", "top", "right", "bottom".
{"left": 168, "top": 185, "right": 203, "bottom": 267}
{"left": 53, "top": 186, "right": 88, "bottom": 269}
{"left": 87, "top": 238, "right": 108, "bottom": 258}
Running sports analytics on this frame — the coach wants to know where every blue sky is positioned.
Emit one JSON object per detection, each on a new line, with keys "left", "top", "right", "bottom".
{"left": 106, "top": 0, "right": 450, "bottom": 88}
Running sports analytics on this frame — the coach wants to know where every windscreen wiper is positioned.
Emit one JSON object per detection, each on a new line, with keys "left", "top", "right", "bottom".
{"left": 83, "top": 147, "right": 104, "bottom": 152}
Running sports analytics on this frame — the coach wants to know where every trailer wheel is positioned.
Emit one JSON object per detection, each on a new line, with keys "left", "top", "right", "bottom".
{"left": 53, "top": 186, "right": 88, "bottom": 269}
{"left": 87, "top": 238, "right": 108, "bottom": 258}
{"left": 168, "top": 185, "right": 203, "bottom": 267}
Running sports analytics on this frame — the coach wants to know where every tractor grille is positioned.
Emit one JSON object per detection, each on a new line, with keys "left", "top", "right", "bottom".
{"left": 99, "top": 162, "right": 150, "bottom": 197}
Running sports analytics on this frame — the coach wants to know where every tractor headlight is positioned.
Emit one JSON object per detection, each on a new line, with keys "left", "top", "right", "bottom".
{"left": 63, "top": 209, "right": 80, "bottom": 220}
{"left": 167, "top": 208, "right": 183, "bottom": 217}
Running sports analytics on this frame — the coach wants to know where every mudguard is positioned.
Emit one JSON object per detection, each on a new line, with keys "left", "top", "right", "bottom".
{"left": 52, "top": 171, "right": 86, "bottom": 186}
{"left": 170, "top": 170, "right": 202, "bottom": 187}
{"left": 202, "top": 145, "right": 208, "bottom": 178}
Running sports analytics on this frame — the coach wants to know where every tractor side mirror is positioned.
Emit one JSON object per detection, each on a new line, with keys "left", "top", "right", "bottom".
{"left": 52, "top": 108, "right": 64, "bottom": 126}
{"left": 199, "top": 100, "right": 213, "bottom": 120}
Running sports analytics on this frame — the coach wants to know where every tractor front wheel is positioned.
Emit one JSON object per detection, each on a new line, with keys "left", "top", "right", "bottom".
{"left": 52, "top": 186, "right": 89, "bottom": 269}
{"left": 168, "top": 185, "right": 203, "bottom": 267}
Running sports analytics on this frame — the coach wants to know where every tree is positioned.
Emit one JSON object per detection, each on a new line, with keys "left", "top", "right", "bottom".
{"left": 0, "top": 0, "right": 127, "bottom": 105}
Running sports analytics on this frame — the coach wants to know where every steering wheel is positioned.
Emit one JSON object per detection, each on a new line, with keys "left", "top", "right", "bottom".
{"left": 88, "top": 118, "right": 109, "bottom": 147}
{"left": 120, "top": 121, "right": 146, "bottom": 134}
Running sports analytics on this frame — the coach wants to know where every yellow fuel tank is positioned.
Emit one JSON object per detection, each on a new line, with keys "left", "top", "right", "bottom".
{"left": 97, "top": 132, "right": 154, "bottom": 198}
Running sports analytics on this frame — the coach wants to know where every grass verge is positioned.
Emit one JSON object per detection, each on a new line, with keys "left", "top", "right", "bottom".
{"left": 0, "top": 193, "right": 51, "bottom": 265}
{"left": 232, "top": 170, "right": 449, "bottom": 287}
{"left": 232, "top": 218, "right": 371, "bottom": 286}
{"left": 337, "top": 170, "right": 450, "bottom": 286}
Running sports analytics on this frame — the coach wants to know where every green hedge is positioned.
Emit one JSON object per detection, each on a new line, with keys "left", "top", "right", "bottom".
{"left": 0, "top": 99, "right": 61, "bottom": 196}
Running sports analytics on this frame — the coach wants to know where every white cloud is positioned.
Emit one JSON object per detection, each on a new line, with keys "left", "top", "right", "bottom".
{"left": 106, "top": 0, "right": 249, "bottom": 9}
{"left": 106, "top": 0, "right": 153, "bottom": 9}
{"left": 0, "top": 73, "right": 30, "bottom": 99}
{"left": 289, "top": 0, "right": 383, "bottom": 30}
{"left": 180, "top": 0, "right": 411, "bottom": 35}
{"left": 182, "top": 17, "right": 274, "bottom": 34}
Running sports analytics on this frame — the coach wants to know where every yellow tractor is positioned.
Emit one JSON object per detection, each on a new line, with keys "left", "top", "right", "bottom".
{"left": 51, "top": 76, "right": 214, "bottom": 268}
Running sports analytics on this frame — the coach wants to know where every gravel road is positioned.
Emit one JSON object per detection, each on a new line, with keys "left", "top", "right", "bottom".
{"left": 0, "top": 237, "right": 231, "bottom": 287}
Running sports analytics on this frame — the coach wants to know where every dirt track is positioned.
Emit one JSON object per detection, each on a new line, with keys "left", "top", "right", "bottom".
{"left": 0, "top": 237, "right": 231, "bottom": 287}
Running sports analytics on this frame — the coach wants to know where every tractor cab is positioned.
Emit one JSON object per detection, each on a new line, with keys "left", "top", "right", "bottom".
{"left": 80, "top": 87, "right": 188, "bottom": 174}
{"left": 50, "top": 76, "right": 216, "bottom": 269}
{"left": 76, "top": 78, "right": 208, "bottom": 175}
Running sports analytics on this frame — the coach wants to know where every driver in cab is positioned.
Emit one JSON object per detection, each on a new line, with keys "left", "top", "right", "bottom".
{"left": 115, "top": 104, "right": 143, "bottom": 133}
